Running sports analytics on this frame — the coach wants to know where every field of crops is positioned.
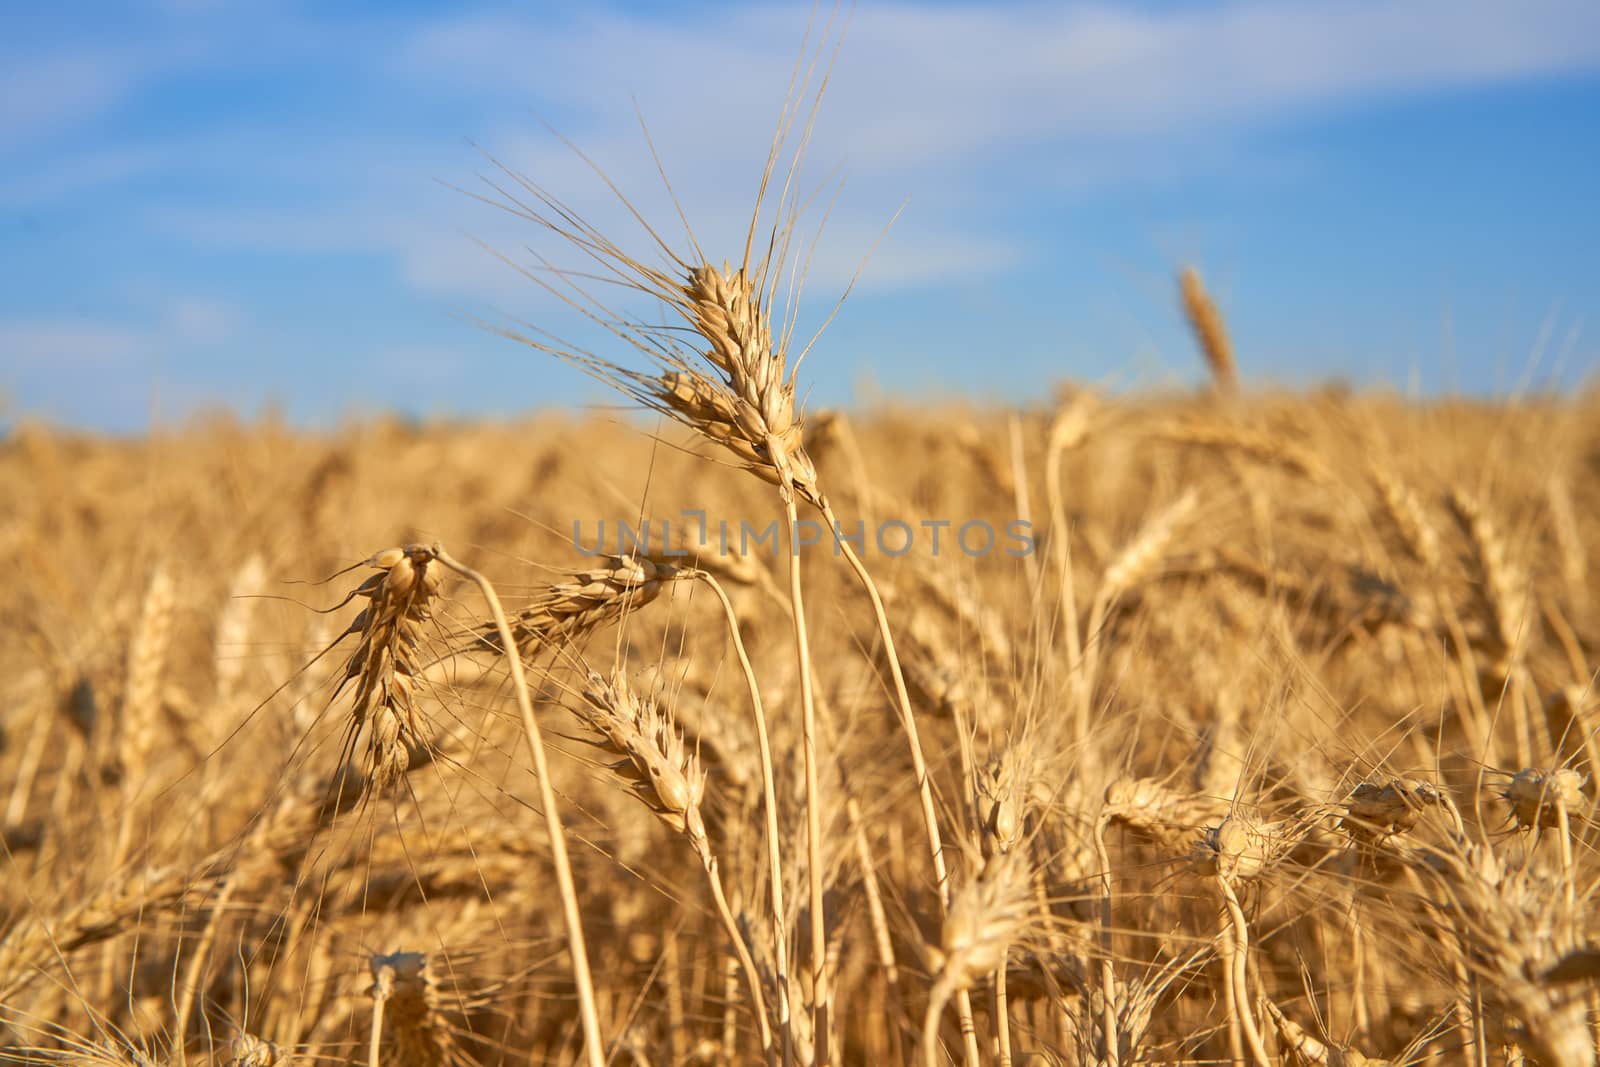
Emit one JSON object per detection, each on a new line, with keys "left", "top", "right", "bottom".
{"left": 2, "top": 369, "right": 1597, "bottom": 1065}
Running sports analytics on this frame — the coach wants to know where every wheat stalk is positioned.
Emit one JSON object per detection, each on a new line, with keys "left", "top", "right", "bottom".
{"left": 428, "top": 543, "right": 606, "bottom": 1067}
{"left": 689, "top": 570, "right": 793, "bottom": 1041}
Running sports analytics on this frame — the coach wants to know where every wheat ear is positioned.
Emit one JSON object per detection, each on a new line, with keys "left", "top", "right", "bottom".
{"left": 1179, "top": 266, "right": 1237, "bottom": 392}
{"left": 476, "top": 553, "right": 687, "bottom": 653}
{"left": 922, "top": 852, "right": 1032, "bottom": 1067}
{"left": 1081, "top": 490, "right": 1198, "bottom": 724}
{"left": 674, "top": 258, "right": 835, "bottom": 1058}
{"left": 577, "top": 671, "right": 774, "bottom": 1059}
{"left": 1448, "top": 489, "right": 1529, "bottom": 668}
{"left": 327, "top": 545, "right": 442, "bottom": 794}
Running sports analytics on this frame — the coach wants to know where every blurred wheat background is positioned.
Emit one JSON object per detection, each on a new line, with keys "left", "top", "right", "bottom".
{"left": 2, "top": 360, "right": 1597, "bottom": 1063}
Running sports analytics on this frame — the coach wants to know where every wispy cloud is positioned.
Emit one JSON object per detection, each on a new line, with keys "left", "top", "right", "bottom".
{"left": 0, "top": 318, "right": 152, "bottom": 369}
{"left": 0, "top": 144, "right": 178, "bottom": 209}
{"left": 388, "top": 0, "right": 1600, "bottom": 293}
{"left": 404, "top": 1, "right": 1600, "bottom": 166}
{"left": 0, "top": 52, "right": 144, "bottom": 148}
{"left": 29, "top": 0, "right": 1596, "bottom": 301}
{"left": 0, "top": 296, "right": 240, "bottom": 369}
{"left": 163, "top": 297, "right": 239, "bottom": 345}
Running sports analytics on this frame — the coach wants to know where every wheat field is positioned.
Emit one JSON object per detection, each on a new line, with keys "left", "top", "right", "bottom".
{"left": 3, "top": 377, "right": 1596, "bottom": 1066}
{"left": 3, "top": 37, "right": 1599, "bottom": 1067}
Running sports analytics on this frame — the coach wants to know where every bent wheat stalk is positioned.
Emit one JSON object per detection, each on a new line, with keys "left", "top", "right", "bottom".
{"left": 428, "top": 544, "right": 606, "bottom": 1067}
{"left": 818, "top": 498, "right": 980, "bottom": 1066}
{"left": 692, "top": 569, "right": 791, "bottom": 1035}
{"left": 1044, "top": 394, "right": 1094, "bottom": 744}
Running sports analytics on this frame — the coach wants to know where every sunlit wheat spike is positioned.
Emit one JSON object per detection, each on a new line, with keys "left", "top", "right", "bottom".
{"left": 1448, "top": 489, "right": 1529, "bottom": 665}
{"left": 577, "top": 669, "right": 709, "bottom": 849}
{"left": 329, "top": 544, "right": 443, "bottom": 795}
{"left": 224, "top": 1032, "right": 282, "bottom": 1067}
{"left": 476, "top": 553, "right": 685, "bottom": 653}
{"left": 1104, "top": 775, "right": 1230, "bottom": 851}
{"left": 973, "top": 749, "right": 1033, "bottom": 857}
{"left": 1099, "top": 489, "right": 1198, "bottom": 600}
{"left": 475, "top": 112, "right": 828, "bottom": 507}
{"left": 923, "top": 851, "right": 1033, "bottom": 1066}
{"left": 1179, "top": 266, "right": 1237, "bottom": 392}
{"left": 1193, "top": 811, "right": 1298, "bottom": 883}
{"left": 1368, "top": 461, "right": 1441, "bottom": 569}
{"left": 1499, "top": 767, "right": 1587, "bottom": 831}
{"left": 120, "top": 564, "right": 175, "bottom": 778}
{"left": 212, "top": 553, "right": 267, "bottom": 714}
{"left": 1413, "top": 838, "right": 1594, "bottom": 1067}
{"left": 933, "top": 851, "right": 1033, "bottom": 994}
{"left": 574, "top": 668, "right": 774, "bottom": 1052}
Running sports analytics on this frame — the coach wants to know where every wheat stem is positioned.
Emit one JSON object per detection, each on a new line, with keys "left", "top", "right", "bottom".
{"left": 171, "top": 873, "right": 237, "bottom": 1058}
{"left": 1092, "top": 817, "right": 1121, "bottom": 1067}
{"left": 1044, "top": 414, "right": 1086, "bottom": 747}
{"left": 1218, "top": 877, "right": 1272, "bottom": 1067}
{"left": 703, "top": 852, "right": 776, "bottom": 1062}
{"left": 993, "top": 958, "right": 1012, "bottom": 1067}
{"left": 820, "top": 503, "right": 950, "bottom": 901}
{"left": 696, "top": 570, "right": 791, "bottom": 1038}
{"left": 820, "top": 505, "right": 980, "bottom": 1067}
{"left": 784, "top": 496, "right": 830, "bottom": 1066}
{"left": 368, "top": 985, "right": 386, "bottom": 1067}
{"left": 429, "top": 544, "right": 606, "bottom": 1067}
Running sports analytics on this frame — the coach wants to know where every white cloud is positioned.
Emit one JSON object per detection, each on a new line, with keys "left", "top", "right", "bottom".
{"left": 384, "top": 0, "right": 1600, "bottom": 296}
{"left": 0, "top": 301, "right": 239, "bottom": 374}
{"left": 0, "top": 53, "right": 142, "bottom": 147}
{"left": 0, "top": 144, "right": 176, "bottom": 209}
{"left": 146, "top": 204, "right": 380, "bottom": 254}
{"left": 163, "top": 297, "right": 238, "bottom": 345}
{"left": 403, "top": 1, "right": 1600, "bottom": 170}
{"left": 0, "top": 319, "right": 151, "bottom": 369}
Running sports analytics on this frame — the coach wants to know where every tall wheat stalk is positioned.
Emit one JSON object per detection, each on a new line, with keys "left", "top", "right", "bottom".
{"left": 428, "top": 544, "right": 606, "bottom": 1067}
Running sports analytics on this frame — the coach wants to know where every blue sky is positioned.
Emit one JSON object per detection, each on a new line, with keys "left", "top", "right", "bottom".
{"left": 2, "top": 1, "right": 1598, "bottom": 431}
